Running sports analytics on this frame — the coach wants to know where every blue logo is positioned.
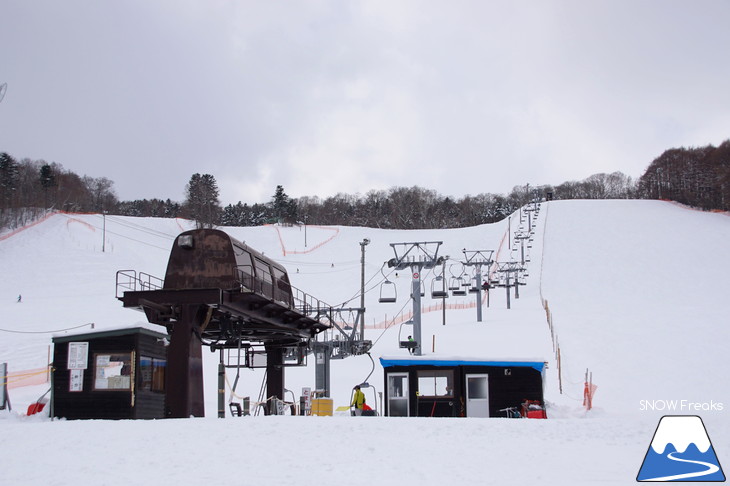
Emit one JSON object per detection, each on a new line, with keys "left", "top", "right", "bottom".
{"left": 637, "top": 415, "right": 725, "bottom": 482}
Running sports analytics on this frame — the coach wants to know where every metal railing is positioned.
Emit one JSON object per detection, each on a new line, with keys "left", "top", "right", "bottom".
{"left": 115, "top": 270, "right": 163, "bottom": 298}
{"left": 116, "top": 268, "right": 332, "bottom": 327}
{"left": 235, "top": 266, "right": 332, "bottom": 320}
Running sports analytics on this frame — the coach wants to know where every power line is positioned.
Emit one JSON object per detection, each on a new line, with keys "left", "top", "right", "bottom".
{"left": 0, "top": 322, "right": 94, "bottom": 334}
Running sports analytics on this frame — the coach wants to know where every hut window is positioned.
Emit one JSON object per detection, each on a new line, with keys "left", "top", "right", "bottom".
{"left": 93, "top": 353, "right": 132, "bottom": 391}
{"left": 417, "top": 370, "right": 454, "bottom": 397}
{"left": 140, "top": 356, "right": 166, "bottom": 392}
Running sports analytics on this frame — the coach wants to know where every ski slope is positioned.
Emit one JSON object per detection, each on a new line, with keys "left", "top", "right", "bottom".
{"left": 0, "top": 200, "right": 728, "bottom": 486}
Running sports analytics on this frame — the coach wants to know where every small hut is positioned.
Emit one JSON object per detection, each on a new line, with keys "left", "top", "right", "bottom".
{"left": 380, "top": 356, "right": 546, "bottom": 418}
{"left": 52, "top": 325, "right": 169, "bottom": 420}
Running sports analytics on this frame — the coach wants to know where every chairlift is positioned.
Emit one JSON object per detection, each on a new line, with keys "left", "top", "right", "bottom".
{"left": 431, "top": 275, "right": 448, "bottom": 298}
{"left": 378, "top": 264, "right": 397, "bottom": 303}
{"left": 447, "top": 263, "right": 464, "bottom": 291}
{"left": 452, "top": 275, "right": 467, "bottom": 296}
{"left": 379, "top": 279, "right": 397, "bottom": 303}
{"left": 468, "top": 276, "right": 480, "bottom": 293}
{"left": 398, "top": 320, "right": 417, "bottom": 354}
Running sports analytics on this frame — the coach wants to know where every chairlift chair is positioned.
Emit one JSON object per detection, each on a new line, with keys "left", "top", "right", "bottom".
{"left": 379, "top": 279, "right": 397, "bottom": 303}
{"left": 452, "top": 276, "right": 467, "bottom": 296}
{"left": 431, "top": 276, "right": 448, "bottom": 298}
{"left": 447, "top": 263, "right": 464, "bottom": 291}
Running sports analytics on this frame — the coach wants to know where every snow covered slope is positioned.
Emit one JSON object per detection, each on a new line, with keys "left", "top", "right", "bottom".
{"left": 0, "top": 200, "right": 727, "bottom": 486}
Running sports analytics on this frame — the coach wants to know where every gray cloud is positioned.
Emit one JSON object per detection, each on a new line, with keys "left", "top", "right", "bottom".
{"left": 1, "top": 0, "right": 728, "bottom": 206}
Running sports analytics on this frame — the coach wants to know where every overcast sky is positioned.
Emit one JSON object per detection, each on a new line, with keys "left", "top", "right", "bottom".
{"left": 1, "top": 1, "right": 728, "bottom": 206}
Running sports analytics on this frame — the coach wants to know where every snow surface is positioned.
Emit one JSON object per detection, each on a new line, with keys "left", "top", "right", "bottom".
{"left": 0, "top": 200, "right": 728, "bottom": 485}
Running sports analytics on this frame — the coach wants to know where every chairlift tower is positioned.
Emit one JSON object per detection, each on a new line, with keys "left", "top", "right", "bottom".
{"left": 312, "top": 306, "right": 370, "bottom": 397}
{"left": 461, "top": 249, "right": 494, "bottom": 322}
{"left": 513, "top": 232, "right": 531, "bottom": 265}
{"left": 494, "top": 262, "right": 526, "bottom": 309}
{"left": 386, "top": 241, "right": 444, "bottom": 356}
{"left": 523, "top": 202, "right": 540, "bottom": 231}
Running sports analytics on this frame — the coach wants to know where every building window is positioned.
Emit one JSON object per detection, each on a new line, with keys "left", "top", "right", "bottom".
{"left": 417, "top": 370, "right": 454, "bottom": 397}
{"left": 93, "top": 353, "right": 132, "bottom": 390}
{"left": 140, "top": 356, "right": 166, "bottom": 392}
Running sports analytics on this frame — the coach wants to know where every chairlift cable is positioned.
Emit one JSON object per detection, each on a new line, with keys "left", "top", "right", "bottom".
{"left": 360, "top": 352, "right": 375, "bottom": 385}
{"left": 341, "top": 261, "right": 397, "bottom": 306}
{"left": 61, "top": 214, "right": 170, "bottom": 251}
{"left": 254, "top": 369, "right": 268, "bottom": 416}
{"left": 369, "top": 296, "right": 413, "bottom": 347}
{"left": 0, "top": 322, "right": 94, "bottom": 334}
{"left": 102, "top": 214, "right": 179, "bottom": 240}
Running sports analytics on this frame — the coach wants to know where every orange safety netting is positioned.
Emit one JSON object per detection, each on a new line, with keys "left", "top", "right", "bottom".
{"left": 2, "top": 367, "right": 51, "bottom": 389}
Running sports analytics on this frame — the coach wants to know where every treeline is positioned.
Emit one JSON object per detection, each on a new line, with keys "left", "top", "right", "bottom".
{"left": 2, "top": 139, "right": 728, "bottom": 231}
{"left": 165, "top": 172, "right": 638, "bottom": 229}
{"left": 0, "top": 150, "right": 636, "bottom": 231}
{"left": 638, "top": 140, "right": 730, "bottom": 210}
{"left": 269, "top": 172, "right": 637, "bottom": 229}
{"left": 0, "top": 154, "right": 121, "bottom": 229}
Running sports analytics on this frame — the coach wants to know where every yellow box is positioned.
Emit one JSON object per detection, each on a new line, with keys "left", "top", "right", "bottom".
{"left": 311, "top": 398, "right": 333, "bottom": 416}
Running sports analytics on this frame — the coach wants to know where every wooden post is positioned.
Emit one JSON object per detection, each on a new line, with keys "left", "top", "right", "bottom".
{"left": 557, "top": 345, "right": 562, "bottom": 394}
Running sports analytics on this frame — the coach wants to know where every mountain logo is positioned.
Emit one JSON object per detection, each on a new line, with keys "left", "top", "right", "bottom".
{"left": 637, "top": 415, "right": 725, "bottom": 482}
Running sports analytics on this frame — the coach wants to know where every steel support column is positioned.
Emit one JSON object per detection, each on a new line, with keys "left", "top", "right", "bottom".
{"left": 165, "top": 304, "right": 205, "bottom": 418}
{"left": 265, "top": 344, "right": 285, "bottom": 415}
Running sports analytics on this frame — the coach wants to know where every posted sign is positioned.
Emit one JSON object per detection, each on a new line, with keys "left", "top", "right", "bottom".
{"left": 67, "top": 342, "right": 89, "bottom": 370}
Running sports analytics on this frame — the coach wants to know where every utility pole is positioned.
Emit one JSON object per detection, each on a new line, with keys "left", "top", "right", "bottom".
{"left": 508, "top": 216, "right": 512, "bottom": 250}
{"left": 461, "top": 249, "right": 494, "bottom": 322}
{"left": 359, "top": 238, "right": 370, "bottom": 340}
{"left": 386, "top": 241, "right": 444, "bottom": 356}
{"left": 102, "top": 211, "right": 107, "bottom": 252}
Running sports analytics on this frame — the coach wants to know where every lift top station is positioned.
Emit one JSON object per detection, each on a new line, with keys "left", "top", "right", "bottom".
{"left": 386, "top": 241, "right": 445, "bottom": 356}
{"left": 116, "top": 228, "right": 337, "bottom": 418}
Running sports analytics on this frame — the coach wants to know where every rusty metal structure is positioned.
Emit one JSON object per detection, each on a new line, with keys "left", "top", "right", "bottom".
{"left": 116, "top": 228, "right": 332, "bottom": 418}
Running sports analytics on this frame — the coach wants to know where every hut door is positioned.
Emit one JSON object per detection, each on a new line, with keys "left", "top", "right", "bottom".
{"left": 387, "top": 373, "right": 409, "bottom": 417}
{"left": 465, "top": 373, "right": 489, "bottom": 417}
